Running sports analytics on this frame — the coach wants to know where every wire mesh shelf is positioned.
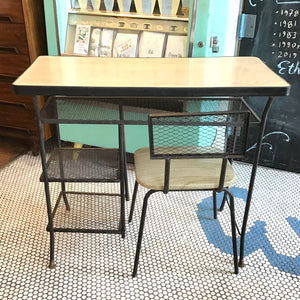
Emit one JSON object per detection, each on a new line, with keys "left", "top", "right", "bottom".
{"left": 40, "top": 147, "right": 120, "bottom": 182}
{"left": 51, "top": 191, "right": 121, "bottom": 233}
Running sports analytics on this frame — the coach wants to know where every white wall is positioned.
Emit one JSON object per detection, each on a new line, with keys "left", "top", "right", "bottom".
{"left": 223, "top": 0, "right": 243, "bottom": 56}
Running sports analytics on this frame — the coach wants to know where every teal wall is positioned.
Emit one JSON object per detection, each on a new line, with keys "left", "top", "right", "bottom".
{"left": 60, "top": 124, "right": 150, "bottom": 152}
{"left": 44, "top": 0, "right": 59, "bottom": 55}
{"left": 206, "top": 0, "right": 229, "bottom": 56}
{"left": 189, "top": 0, "right": 211, "bottom": 57}
{"left": 190, "top": 0, "right": 233, "bottom": 57}
{"left": 56, "top": 0, "right": 69, "bottom": 53}
{"left": 44, "top": 0, "right": 69, "bottom": 55}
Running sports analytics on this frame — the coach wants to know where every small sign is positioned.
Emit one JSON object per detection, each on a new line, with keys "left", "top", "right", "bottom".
{"left": 113, "top": 33, "right": 138, "bottom": 57}
{"left": 74, "top": 25, "right": 91, "bottom": 55}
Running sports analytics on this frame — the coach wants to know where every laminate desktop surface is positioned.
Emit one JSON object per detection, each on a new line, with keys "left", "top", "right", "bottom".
{"left": 13, "top": 56, "right": 290, "bottom": 97}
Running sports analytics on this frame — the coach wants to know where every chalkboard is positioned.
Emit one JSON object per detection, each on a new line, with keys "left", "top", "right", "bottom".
{"left": 239, "top": 0, "right": 300, "bottom": 172}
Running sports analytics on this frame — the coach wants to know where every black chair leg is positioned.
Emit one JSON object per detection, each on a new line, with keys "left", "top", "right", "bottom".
{"left": 213, "top": 191, "right": 217, "bottom": 219}
{"left": 132, "top": 190, "right": 156, "bottom": 277}
{"left": 123, "top": 154, "right": 130, "bottom": 202}
{"left": 219, "top": 191, "right": 227, "bottom": 212}
{"left": 128, "top": 181, "right": 139, "bottom": 223}
{"left": 61, "top": 182, "right": 70, "bottom": 211}
{"left": 226, "top": 190, "right": 239, "bottom": 274}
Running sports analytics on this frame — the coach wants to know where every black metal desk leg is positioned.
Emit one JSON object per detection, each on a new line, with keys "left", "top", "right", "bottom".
{"left": 118, "top": 104, "right": 129, "bottom": 202}
{"left": 118, "top": 123, "right": 126, "bottom": 238}
{"left": 53, "top": 99, "right": 70, "bottom": 210}
{"left": 118, "top": 104, "right": 126, "bottom": 238}
{"left": 239, "top": 96, "right": 274, "bottom": 267}
{"left": 32, "top": 96, "right": 56, "bottom": 268}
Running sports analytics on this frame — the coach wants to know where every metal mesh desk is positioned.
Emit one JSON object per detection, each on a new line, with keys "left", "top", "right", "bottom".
{"left": 13, "top": 56, "right": 290, "bottom": 269}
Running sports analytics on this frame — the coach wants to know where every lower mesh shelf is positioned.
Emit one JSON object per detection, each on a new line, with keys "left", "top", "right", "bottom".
{"left": 41, "top": 148, "right": 120, "bottom": 182}
{"left": 51, "top": 192, "right": 121, "bottom": 232}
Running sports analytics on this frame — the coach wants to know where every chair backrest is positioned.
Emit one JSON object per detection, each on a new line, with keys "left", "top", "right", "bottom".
{"left": 148, "top": 111, "right": 250, "bottom": 192}
{"left": 149, "top": 111, "right": 250, "bottom": 159}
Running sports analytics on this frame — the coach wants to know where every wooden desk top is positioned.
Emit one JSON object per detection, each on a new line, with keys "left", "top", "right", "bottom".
{"left": 13, "top": 56, "right": 290, "bottom": 97}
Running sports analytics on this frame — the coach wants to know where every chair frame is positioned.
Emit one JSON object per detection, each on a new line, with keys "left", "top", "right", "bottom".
{"left": 129, "top": 111, "right": 250, "bottom": 277}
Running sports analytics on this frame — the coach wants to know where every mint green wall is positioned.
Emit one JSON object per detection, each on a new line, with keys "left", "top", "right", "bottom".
{"left": 205, "top": 0, "right": 227, "bottom": 57}
{"left": 190, "top": 0, "right": 232, "bottom": 57}
{"left": 60, "top": 124, "right": 149, "bottom": 152}
{"left": 44, "top": 0, "right": 59, "bottom": 55}
{"left": 44, "top": 0, "right": 69, "bottom": 55}
{"left": 55, "top": 0, "right": 70, "bottom": 53}
{"left": 189, "top": 0, "right": 212, "bottom": 57}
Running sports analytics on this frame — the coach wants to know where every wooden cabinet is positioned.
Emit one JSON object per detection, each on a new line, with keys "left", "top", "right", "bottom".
{"left": 0, "top": 0, "right": 52, "bottom": 155}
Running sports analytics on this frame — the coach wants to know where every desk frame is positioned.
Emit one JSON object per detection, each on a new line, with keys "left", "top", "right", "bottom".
{"left": 13, "top": 56, "right": 290, "bottom": 270}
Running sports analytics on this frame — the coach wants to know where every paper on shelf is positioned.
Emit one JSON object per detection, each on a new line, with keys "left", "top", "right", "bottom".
{"left": 71, "top": 0, "right": 80, "bottom": 9}
{"left": 134, "top": 0, "right": 143, "bottom": 13}
{"left": 117, "top": 0, "right": 132, "bottom": 12}
{"left": 139, "top": 31, "right": 165, "bottom": 57}
{"left": 104, "top": 0, "right": 114, "bottom": 11}
{"left": 171, "top": 0, "right": 180, "bottom": 15}
{"left": 74, "top": 24, "right": 91, "bottom": 55}
{"left": 142, "top": 0, "right": 156, "bottom": 14}
{"left": 113, "top": 32, "right": 138, "bottom": 58}
{"left": 78, "top": 0, "right": 87, "bottom": 10}
{"left": 164, "top": 35, "right": 187, "bottom": 58}
{"left": 91, "top": 0, "right": 101, "bottom": 10}
{"left": 158, "top": 0, "right": 171, "bottom": 15}
{"left": 99, "top": 29, "right": 114, "bottom": 57}
{"left": 89, "top": 28, "right": 101, "bottom": 56}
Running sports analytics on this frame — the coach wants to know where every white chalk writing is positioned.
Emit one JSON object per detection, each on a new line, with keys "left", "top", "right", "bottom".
{"left": 249, "top": 0, "right": 263, "bottom": 7}
{"left": 277, "top": 60, "right": 300, "bottom": 75}
{"left": 247, "top": 131, "right": 290, "bottom": 152}
{"left": 276, "top": 1, "right": 300, "bottom": 4}
{"left": 271, "top": 4, "right": 300, "bottom": 74}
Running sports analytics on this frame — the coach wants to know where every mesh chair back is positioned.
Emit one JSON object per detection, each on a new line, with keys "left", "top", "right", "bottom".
{"left": 148, "top": 111, "right": 250, "bottom": 160}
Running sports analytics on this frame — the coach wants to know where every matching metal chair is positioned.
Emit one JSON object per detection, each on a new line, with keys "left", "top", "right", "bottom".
{"left": 128, "top": 111, "right": 250, "bottom": 276}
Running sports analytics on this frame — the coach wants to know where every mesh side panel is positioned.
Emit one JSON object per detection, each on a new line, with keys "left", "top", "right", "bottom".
{"left": 40, "top": 96, "right": 259, "bottom": 123}
{"left": 149, "top": 112, "right": 249, "bottom": 159}
{"left": 40, "top": 97, "right": 185, "bottom": 123}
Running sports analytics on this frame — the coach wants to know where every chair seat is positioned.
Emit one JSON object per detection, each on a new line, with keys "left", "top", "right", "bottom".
{"left": 134, "top": 148, "right": 236, "bottom": 191}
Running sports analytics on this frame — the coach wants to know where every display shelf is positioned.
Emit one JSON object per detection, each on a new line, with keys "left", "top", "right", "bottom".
{"left": 66, "top": 9, "right": 188, "bottom": 35}
{"left": 68, "top": 9, "right": 189, "bottom": 22}
{"left": 40, "top": 147, "right": 120, "bottom": 183}
{"left": 64, "top": 9, "right": 188, "bottom": 57}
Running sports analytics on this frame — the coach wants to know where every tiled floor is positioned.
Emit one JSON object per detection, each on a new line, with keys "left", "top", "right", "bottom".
{"left": 0, "top": 152, "right": 299, "bottom": 299}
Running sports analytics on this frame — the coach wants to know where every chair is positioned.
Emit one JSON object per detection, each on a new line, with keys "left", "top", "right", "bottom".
{"left": 128, "top": 111, "right": 250, "bottom": 276}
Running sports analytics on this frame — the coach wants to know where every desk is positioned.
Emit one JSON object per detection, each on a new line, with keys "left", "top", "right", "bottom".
{"left": 14, "top": 56, "right": 290, "bottom": 269}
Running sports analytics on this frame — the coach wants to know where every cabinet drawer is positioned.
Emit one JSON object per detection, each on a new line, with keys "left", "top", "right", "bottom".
{"left": 0, "top": 23, "right": 28, "bottom": 55}
{"left": 0, "top": 53, "right": 29, "bottom": 76}
{"left": 0, "top": 0, "right": 24, "bottom": 24}
{"left": 0, "top": 101, "right": 36, "bottom": 130}
{"left": 0, "top": 77, "right": 32, "bottom": 104}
